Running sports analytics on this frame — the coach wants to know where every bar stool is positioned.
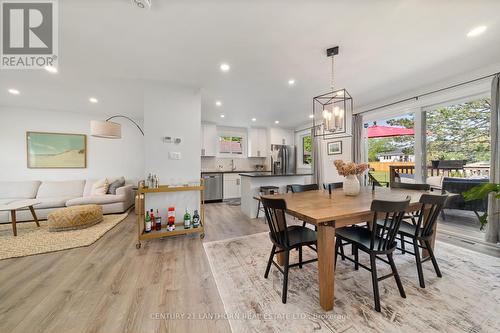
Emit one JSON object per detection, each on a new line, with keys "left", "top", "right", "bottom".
{"left": 256, "top": 186, "right": 279, "bottom": 218}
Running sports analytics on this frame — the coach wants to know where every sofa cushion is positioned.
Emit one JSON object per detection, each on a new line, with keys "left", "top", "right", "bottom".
{"left": 34, "top": 196, "right": 77, "bottom": 209}
{"left": 107, "top": 177, "right": 125, "bottom": 195}
{"left": 0, "top": 181, "right": 41, "bottom": 199}
{"left": 83, "top": 177, "right": 124, "bottom": 196}
{"left": 66, "top": 194, "right": 125, "bottom": 207}
{"left": 36, "top": 180, "right": 85, "bottom": 198}
{"left": 90, "top": 178, "right": 109, "bottom": 196}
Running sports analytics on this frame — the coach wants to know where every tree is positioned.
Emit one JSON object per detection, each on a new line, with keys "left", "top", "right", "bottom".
{"left": 368, "top": 137, "right": 395, "bottom": 162}
{"left": 427, "top": 99, "right": 490, "bottom": 163}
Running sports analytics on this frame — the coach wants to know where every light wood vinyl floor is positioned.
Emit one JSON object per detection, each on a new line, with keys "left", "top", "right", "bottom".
{"left": 0, "top": 202, "right": 496, "bottom": 333}
{"left": 0, "top": 202, "right": 267, "bottom": 333}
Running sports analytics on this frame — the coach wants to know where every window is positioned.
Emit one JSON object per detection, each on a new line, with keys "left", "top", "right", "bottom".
{"left": 219, "top": 136, "right": 244, "bottom": 155}
{"left": 302, "top": 135, "right": 312, "bottom": 165}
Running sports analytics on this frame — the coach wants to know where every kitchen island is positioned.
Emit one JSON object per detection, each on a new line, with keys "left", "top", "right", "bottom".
{"left": 239, "top": 172, "right": 313, "bottom": 218}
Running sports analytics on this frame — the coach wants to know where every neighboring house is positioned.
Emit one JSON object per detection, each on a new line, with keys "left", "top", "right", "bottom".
{"left": 377, "top": 149, "right": 415, "bottom": 162}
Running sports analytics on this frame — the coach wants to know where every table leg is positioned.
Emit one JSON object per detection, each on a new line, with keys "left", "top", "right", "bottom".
{"left": 29, "top": 205, "right": 40, "bottom": 227}
{"left": 317, "top": 222, "right": 336, "bottom": 311}
{"left": 10, "top": 210, "right": 17, "bottom": 236}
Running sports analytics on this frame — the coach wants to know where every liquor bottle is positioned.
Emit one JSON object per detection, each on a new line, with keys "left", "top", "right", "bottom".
{"left": 150, "top": 209, "right": 155, "bottom": 228}
{"left": 155, "top": 209, "right": 161, "bottom": 231}
{"left": 192, "top": 210, "right": 200, "bottom": 228}
{"left": 183, "top": 209, "right": 191, "bottom": 229}
{"left": 167, "top": 207, "right": 175, "bottom": 231}
{"left": 145, "top": 211, "right": 152, "bottom": 233}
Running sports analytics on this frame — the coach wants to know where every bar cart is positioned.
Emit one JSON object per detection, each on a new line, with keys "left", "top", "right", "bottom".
{"left": 135, "top": 180, "right": 205, "bottom": 249}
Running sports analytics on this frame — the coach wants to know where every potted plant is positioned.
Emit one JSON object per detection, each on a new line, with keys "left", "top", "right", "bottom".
{"left": 334, "top": 160, "right": 369, "bottom": 196}
{"left": 463, "top": 183, "right": 500, "bottom": 230}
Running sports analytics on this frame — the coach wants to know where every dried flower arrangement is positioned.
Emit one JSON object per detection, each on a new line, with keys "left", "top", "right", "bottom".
{"left": 334, "top": 160, "right": 369, "bottom": 176}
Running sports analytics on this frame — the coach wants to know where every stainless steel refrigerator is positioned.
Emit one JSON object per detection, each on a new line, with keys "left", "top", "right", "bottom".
{"left": 270, "top": 144, "right": 296, "bottom": 174}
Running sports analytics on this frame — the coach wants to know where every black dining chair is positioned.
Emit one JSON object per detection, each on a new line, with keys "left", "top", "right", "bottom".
{"left": 261, "top": 197, "right": 318, "bottom": 303}
{"left": 290, "top": 184, "right": 319, "bottom": 193}
{"left": 335, "top": 198, "right": 410, "bottom": 312}
{"left": 377, "top": 193, "right": 448, "bottom": 288}
{"left": 389, "top": 181, "right": 431, "bottom": 253}
{"left": 323, "top": 182, "right": 343, "bottom": 194}
{"left": 256, "top": 186, "right": 279, "bottom": 218}
{"left": 289, "top": 184, "right": 320, "bottom": 229}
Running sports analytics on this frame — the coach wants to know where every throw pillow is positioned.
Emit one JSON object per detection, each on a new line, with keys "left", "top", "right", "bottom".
{"left": 107, "top": 177, "right": 125, "bottom": 195}
{"left": 91, "top": 178, "right": 109, "bottom": 196}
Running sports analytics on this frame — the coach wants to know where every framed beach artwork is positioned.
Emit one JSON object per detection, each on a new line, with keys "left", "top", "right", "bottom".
{"left": 26, "top": 132, "right": 87, "bottom": 168}
{"left": 327, "top": 141, "right": 342, "bottom": 155}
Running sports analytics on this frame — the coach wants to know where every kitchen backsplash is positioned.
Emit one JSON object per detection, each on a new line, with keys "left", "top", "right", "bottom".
{"left": 201, "top": 156, "right": 269, "bottom": 171}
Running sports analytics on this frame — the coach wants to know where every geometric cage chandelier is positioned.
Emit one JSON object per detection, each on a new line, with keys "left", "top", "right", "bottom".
{"left": 312, "top": 46, "right": 353, "bottom": 139}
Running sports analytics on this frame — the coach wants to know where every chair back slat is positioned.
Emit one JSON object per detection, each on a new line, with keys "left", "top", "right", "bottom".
{"left": 261, "top": 197, "right": 290, "bottom": 247}
{"left": 414, "top": 194, "right": 448, "bottom": 237}
{"left": 290, "top": 184, "right": 319, "bottom": 193}
{"left": 371, "top": 198, "right": 410, "bottom": 251}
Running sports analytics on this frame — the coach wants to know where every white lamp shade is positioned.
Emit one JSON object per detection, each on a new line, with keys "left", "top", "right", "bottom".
{"left": 90, "top": 120, "right": 122, "bottom": 139}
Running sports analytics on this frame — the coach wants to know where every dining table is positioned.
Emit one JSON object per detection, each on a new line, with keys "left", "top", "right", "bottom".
{"left": 262, "top": 186, "right": 436, "bottom": 311}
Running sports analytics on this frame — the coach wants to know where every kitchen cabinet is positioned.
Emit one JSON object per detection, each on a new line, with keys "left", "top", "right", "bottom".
{"left": 248, "top": 128, "right": 268, "bottom": 158}
{"left": 223, "top": 173, "right": 241, "bottom": 199}
{"left": 201, "top": 123, "right": 217, "bottom": 156}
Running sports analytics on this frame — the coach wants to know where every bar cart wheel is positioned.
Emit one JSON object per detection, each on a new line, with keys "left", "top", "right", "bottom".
{"left": 136, "top": 242, "right": 141, "bottom": 249}
{"left": 200, "top": 233, "right": 205, "bottom": 239}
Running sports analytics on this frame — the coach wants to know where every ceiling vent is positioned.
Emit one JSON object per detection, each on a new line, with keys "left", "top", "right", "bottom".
{"left": 132, "top": 0, "right": 151, "bottom": 9}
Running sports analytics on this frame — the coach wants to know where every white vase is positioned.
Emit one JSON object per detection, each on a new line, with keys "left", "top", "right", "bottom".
{"left": 343, "top": 175, "right": 360, "bottom": 196}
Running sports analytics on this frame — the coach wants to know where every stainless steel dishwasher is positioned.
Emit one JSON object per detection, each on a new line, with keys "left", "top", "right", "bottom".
{"left": 202, "top": 173, "right": 223, "bottom": 202}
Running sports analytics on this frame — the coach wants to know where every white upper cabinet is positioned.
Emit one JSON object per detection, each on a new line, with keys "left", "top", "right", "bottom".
{"left": 201, "top": 123, "right": 217, "bottom": 156}
{"left": 248, "top": 128, "right": 268, "bottom": 157}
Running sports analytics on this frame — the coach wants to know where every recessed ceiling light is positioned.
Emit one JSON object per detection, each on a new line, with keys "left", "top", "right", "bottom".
{"left": 89, "top": 97, "right": 98, "bottom": 103}
{"left": 8, "top": 88, "right": 20, "bottom": 95}
{"left": 45, "top": 65, "right": 58, "bottom": 73}
{"left": 274, "top": 120, "right": 279, "bottom": 124}
{"left": 215, "top": 100, "right": 222, "bottom": 107}
{"left": 288, "top": 79, "right": 295, "bottom": 86}
{"left": 220, "top": 114, "right": 225, "bottom": 118}
{"left": 309, "top": 114, "right": 314, "bottom": 119}
{"left": 252, "top": 118, "right": 256, "bottom": 122}
{"left": 467, "top": 25, "right": 487, "bottom": 37}
{"left": 219, "top": 63, "right": 230, "bottom": 72}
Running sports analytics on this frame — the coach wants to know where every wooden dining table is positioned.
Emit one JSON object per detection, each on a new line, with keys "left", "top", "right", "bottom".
{"left": 262, "top": 186, "right": 436, "bottom": 311}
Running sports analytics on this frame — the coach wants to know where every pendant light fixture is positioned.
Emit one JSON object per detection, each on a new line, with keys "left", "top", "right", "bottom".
{"left": 312, "top": 46, "right": 352, "bottom": 139}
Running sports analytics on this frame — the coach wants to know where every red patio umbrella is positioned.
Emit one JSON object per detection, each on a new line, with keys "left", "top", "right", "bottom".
{"left": 368, "top": 125, "right": 414, "bottom": 138}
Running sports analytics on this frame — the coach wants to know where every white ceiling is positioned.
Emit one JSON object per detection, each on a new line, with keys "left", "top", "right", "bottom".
{"left": 1, "top": 0, "right": 500, "bottom": 128}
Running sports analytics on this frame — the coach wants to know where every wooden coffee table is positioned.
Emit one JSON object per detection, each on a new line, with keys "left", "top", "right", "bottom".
{"left": 0, "top": 199, "right": 41, "bottom": 236}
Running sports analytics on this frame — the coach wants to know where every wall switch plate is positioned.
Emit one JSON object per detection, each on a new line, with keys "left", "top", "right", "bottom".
{"left": 163, "top": 136, "right": 173, "bottom": 143}
{"left": 169, "top": 152, "right": 181, "bottom": 160}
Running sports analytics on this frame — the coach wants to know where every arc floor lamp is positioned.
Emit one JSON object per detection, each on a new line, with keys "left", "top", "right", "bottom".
{"left": 90, "top": 115, "right": 144, "bottom": 139}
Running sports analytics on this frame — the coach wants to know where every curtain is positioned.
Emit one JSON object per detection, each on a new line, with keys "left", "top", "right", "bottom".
{"left": 352, "top": 114, "right": 363, "bottom": 164}
{"left": 486, "top": 74, "right": 500, "bottom": 243}
{"left": 312, "top": 128, "right": 323, "bottom": 186}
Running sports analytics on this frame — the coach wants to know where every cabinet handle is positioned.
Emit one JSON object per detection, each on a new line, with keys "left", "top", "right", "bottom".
{"left": 201, "top": 148, "right": 205, "bottom": 156}
{"left": 236, "top": 179, "right": 240, "bottom": 185}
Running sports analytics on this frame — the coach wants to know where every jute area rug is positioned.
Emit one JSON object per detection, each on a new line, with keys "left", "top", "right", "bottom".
{"left": 204, "top": 232, "right": 500, "bottom": 333}
{"left": 0, "top": 211, "right": 130, "bottom": 260}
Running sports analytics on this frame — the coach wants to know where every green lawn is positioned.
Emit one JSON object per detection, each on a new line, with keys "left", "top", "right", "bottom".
{"left": 369, "top": 171, "right": 390, "bottom": 184}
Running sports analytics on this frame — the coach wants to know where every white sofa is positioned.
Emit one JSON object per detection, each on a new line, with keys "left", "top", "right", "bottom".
{"left": 0, "top": 178, "right": 135, "bottom": 223}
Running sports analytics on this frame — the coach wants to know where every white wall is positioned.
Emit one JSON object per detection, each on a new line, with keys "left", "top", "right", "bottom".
{"left": 0, "top": 107, "right": 144, "bottom": 181}
{"left": 143, "top": 83, "right": 201, "bottom": 221}
{"left": 321, "top": 137, "right": 352, "bottom": 184}
{"left": 268, "top": 127, "right": 294, "bottom": 145}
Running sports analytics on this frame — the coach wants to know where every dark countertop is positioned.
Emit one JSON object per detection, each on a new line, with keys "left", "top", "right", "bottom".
{"left": 239, "top": 172, "right": 313, "bottom": 177}
{"left": 201, "top": 170, "right": 267, "bottom": 174}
